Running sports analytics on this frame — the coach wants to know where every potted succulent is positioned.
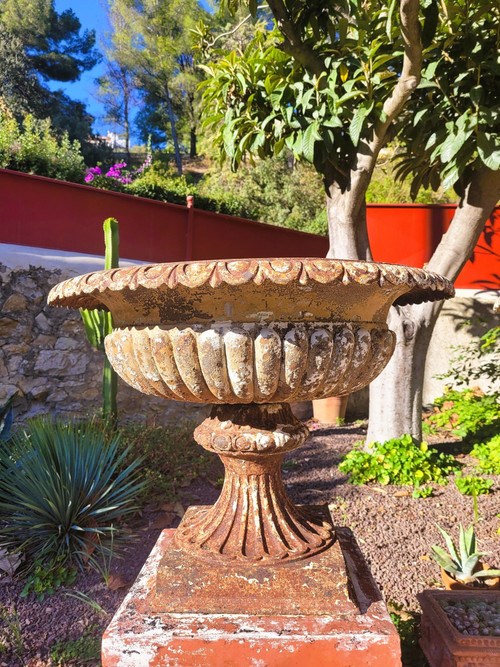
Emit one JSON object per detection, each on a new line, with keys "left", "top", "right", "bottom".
{"left": 431, "top": 523, "right": 500, "bottom": 590}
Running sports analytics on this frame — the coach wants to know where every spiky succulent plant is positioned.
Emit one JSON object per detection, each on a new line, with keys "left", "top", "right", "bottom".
{"left": 431, "top": 523, "right": 500, "bottom": 584}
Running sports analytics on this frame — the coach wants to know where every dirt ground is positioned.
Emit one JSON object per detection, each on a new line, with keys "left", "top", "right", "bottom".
{"left": 1, "top": 421, "right": 498, "bottom": 666}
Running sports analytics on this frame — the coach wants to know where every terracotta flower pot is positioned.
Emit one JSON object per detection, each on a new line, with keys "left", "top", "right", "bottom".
{"left": 313, "top": 395, "right": 349, "bottom": 424}
{"left": 418, "top": 589, "right": 500, "bottom": 667}
{"left": 441, "top": 565, "right": 500, "bottom": 591}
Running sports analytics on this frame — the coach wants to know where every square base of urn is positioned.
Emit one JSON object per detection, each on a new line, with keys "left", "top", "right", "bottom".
{"left": 102, "top": 507, "right": 401, "bottom": 666}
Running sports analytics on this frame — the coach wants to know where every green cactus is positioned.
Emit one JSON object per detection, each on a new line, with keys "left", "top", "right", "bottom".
{"left": 431, "top": 523, "right": 500, "bottom": 584}
{"left": 80, "top": 218, "right": 119, "bottom": 425}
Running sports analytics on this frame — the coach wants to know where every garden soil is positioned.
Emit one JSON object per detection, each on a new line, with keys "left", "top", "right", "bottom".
{"left": 1, "top": 422, "right": 498, "bottom": 666}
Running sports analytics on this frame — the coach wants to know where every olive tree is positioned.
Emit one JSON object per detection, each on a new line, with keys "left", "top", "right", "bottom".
{"left": 198, "top": 0, "right": 500, "bottom": 443}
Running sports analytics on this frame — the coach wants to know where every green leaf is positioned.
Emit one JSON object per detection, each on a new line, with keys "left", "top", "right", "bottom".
{"left": 470, "top": 86, "right": 483, "bottom": 106}
{"left": 437, "top": 524, "right": 460, "bottom": 563}
{"left": 301, "top": 123, "right": 317, "bottom": 163}
{"left": 349, "top": 101, "right": 373, "bottom": 147}
{"left": 441, "top": 131, "right": 471, "bottom": 163}
{"left": 477, "top": 132, "right": 500, "bottom": 170}
{"left": 441, "top": 163, "right": 461, "bottom": 191}
{"left": 385, "top": 0, "right": 398, "bottom": 39}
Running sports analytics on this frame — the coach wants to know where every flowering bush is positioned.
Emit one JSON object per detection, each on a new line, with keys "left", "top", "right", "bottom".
{"left": 84, "top": 150, "right": 152, "bottom": 189}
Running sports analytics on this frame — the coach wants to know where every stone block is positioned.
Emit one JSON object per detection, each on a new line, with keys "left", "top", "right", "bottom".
{"left": 34, "top": 312, "right": 51, "bottom": 333}
{"left": 3, "top": 293, "right": 28, "bottom": 311}
{"left": 0, "top": 385, "right": 19, "bottom": 401}
{"left": 0, "top": 318, "right": 19, "bottom": 336}
{"left": 33, "top": 334, "right": 57, "bottom": 347}
{"left": 34, "top": 350, "right": 88, "bottom": 376}
{"left": 3, "top": 343, "right": 30, "bottom": 355}
{"left": 102, "top": 521, "right": 401, "bottom": 667}
{"left": 6, "top": 355, "right": 23, "bottom": 374}
{"left": 54, "top": 337, "right": 81, "bottom": 350}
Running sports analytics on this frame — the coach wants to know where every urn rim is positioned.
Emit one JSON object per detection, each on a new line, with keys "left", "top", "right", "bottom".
{"left": 48, "top": 257, "right": 454, "bottom": 311}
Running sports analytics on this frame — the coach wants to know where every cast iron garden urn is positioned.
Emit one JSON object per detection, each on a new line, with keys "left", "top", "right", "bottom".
{"left": 48, "top": 258, "right": 453, "bottom": 617}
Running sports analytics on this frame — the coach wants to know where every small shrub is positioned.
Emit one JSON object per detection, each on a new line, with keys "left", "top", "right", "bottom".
{"left": 0, "top": 108, "right": 85, "bottom": 182}
{"left": 412, "top": 485, "right": 433, "bottom": 498}
{"left": 389, "top": 605, "right": 426, "bottom": 666}
{"left": 454, "top": 474, "right": 493, "bottom": 497}
{"left": 424, "top": 387, "right": 500, "bottom": 442}
{"left": 437, "top": 326, "right": 500, "bottom": 388}
{"left": 49, "top": 626, "right": 101, "bottom": 665}
{"left": 0, "top": 606, "right": 23, "bottom": 659}
{"left": 470, "top": 434, "right": 500, "bottom": 475}
{"left": 20, "top": 555, "right": 77, "bottom": 602}
{"left": 339, "top": 434, "right": 459, "bottom": 486}
{"left": 197, "top": 154, "right": 327, "bottom": 233}
{"left": 118, "top": 421, "right": 211, "bottom": 501}
{"left": 454, "top": 473, "right": 494, "bottom": 522}
{"left": 0, "top": 418, "right": 145, "bottom": 567}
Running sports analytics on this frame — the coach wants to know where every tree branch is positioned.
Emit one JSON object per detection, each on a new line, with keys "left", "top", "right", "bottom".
{"left": 427, "top": 167, "right": 500, "bottom": 281}
{"left": 350, "top": 0, "right": 422, "bottom": 204}
{"left": 207, "top": 6, "right": 267, "bottom": 48}
{"left": 266, "top": 0, "right": 324, "bottom": 76}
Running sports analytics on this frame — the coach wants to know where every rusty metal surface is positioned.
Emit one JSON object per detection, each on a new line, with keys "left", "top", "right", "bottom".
{"left": 174, "top": 404, "right": 334, "bottom": 564}
{"left": 48, "top": 258, "right": 454, "bottom": 314}
{"left": 155, "top": 508, "right": 346, "bottom": 615}
{"left": 104, "top": 323, "right": 395, "bottom": 404}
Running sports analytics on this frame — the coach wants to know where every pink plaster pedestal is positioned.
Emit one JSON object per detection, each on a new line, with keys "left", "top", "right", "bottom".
{"left": 102, "top": 516, "right": 401, "bottom": 667}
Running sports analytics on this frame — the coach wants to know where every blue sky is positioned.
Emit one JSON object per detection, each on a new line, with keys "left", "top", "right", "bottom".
{"left": 52, "top": 0, "right": 112, "bottom": 138}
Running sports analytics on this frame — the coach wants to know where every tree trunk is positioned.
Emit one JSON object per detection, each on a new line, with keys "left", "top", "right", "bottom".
{"left": 165, "top": 85, "right": 183, "bottom": 175}
{"left": 190, "top": 126, "right": 197, "bottom": 159}
{"left": 324, "top": 167, "right": 373, "bottom": 261}
{"left": 367, "top": 167, "right": 500, "bottom": 445}
{"left": 366, "top": 300, "right": 441, "bottom": 444}
{"left": 124, "top": 92, "right": 130, "bottom": 162}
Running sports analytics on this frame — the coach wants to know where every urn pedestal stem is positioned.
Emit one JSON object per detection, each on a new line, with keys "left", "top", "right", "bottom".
{"left": 174, "top": 403, "right": 335, "bottom": 564}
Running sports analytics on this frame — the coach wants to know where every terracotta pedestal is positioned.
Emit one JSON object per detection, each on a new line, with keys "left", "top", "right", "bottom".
{"left": 102, "top": 520, "right": 401, "bottom": 666}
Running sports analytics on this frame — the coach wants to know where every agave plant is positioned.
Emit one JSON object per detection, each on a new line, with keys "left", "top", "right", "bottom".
{"left": 0, "top": 391, "right": 17, "bottom": 442}
{"left": 431, "top": 523, "right": 500, "bottom": 584}
{"left": 0, "top": 417, "right": 145, "bottom": 567}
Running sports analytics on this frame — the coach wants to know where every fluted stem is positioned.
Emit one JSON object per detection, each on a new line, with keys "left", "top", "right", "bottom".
{"left": 174, "top": 404, "right": 334, "bottom": 564}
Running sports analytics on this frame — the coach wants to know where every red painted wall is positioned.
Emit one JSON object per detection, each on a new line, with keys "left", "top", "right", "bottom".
{"left": 367, "top": 203, "right": 500, "bottom": 291}
{"left": 0, "top": 169, "right": 497, "bottom": 290}
{"left": 0, "top": 169, "right": 327, "bottom": 263}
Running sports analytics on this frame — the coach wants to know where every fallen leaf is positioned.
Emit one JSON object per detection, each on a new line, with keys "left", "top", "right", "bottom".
{"left": 107, "top": 573, "right": 131, "bottom": 591}
{"left": 160, "top": 502, "right": 175, "bottom": 512}
{"left": 150, "top": 512, "right": 177, "bottom": 530}
{"left": 394, "top": 490, "right": 411, "bottom": 498}
{"left": 173, "top": 502, "right": 185, "bottom": 518}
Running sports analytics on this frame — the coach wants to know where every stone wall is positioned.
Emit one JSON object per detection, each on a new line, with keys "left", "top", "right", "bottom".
{"left": 0, "top": 254, "right": 208, "bottom": 426}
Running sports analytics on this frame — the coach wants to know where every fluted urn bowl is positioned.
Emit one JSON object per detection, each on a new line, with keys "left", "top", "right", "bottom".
{"left": 49, "top": 258, "right": 453, "bottom": 569}
{"left": 48, "top": 258, "right": 453, "bottom": 404}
